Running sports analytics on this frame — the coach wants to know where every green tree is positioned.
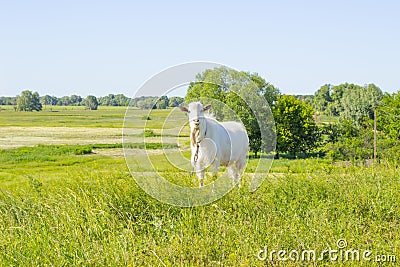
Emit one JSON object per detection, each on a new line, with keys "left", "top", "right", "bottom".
{"left": 69, "top": 95, "right": 83, "bottom": 106}
{"left": 136, "top": 97, "right": 157, "bottom": 109}
{"left": 16, "top": 90, "right": 42, "bottom": 111}
{"left": 296, "top": 95, "right": 313, "bottom": 106}
{"left": 341, "top": 83, "right": 382, "bottom": 126}
{"left": 98, "top": 94, "right": 129, "bottom": 106}
{"left": 155, "top": 96, "right": 169, "bottom": 109}
{"left": 168, "top": 96, "right": 184, "bottom": 107}
{"left": 99, "top": 94, "right": 116, "bottom": 106}
{"left": 186, "top": 68, "right": 228, "bottom": 120}
{"left": 84, "top": 95, "right": 98, "bottom": 110}
{"left": 324, "top": 120, "right": 375, "bottom": 161}
{"left": 313, "top": 84, "right": 332, "bottom": 114}
{"left": 377, "top": 91, "right": 400, "bottom": 141}
{"left": 328, "top": 83, "right": 349, "bottom": 116}
{"left": 323, "top": 84, "right": 383, "bottom": 161}
{"left": 0, "top": 96, "right": 17, "bottom": 105}
{"left": 228, "top": 73, "right": 276, "bottom": 156}
{"left": 40, "top": 95, "right": 58, "bottom": 106}
{"left": 262, "top": 82, "right": 281, "bottom": 107}
{"left": 273, "top": 95, "right": 319, "bottom": 157}
{"left": 114, "top": 94, "right": 130, "bottom": 106}
{"left": 57, "top": 96, "right": 71, "bottom": 106}
{"left": 185, "top": 67, "right": 277, "bottom": 155}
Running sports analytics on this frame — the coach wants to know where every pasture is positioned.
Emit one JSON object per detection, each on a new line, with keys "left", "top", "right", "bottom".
{"left": 0, "top": 106, "right": 399, "bottom": 266}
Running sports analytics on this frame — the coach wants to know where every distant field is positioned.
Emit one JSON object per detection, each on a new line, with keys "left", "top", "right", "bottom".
{"left": 0, "top": 106, "right": 187, "bottom": 148}
{"left": 0, "top": 107, "right": 399, "bottom": 266}
{"left": 0, "top": 105, "right": 127, "bottom": 127}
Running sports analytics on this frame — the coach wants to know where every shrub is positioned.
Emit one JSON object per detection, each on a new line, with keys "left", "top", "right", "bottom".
{"left": 143, "top": 129, "right": 156, "bottom": 137}
{"left": 73, "top": 146, "right": 93, "bottom": 155}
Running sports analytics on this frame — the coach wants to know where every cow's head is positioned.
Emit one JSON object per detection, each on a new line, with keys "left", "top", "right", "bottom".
{"left": 179, "top": 102, "right": 211, "bottom": 129}
{"left": 180, "top": 102, "right": 211, "bottom": 145}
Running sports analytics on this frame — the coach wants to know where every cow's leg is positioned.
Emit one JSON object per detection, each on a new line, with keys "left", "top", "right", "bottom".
{"left": 227, "top": 158, "right": 246, "bottom": 187}
{"left": 235, "top": 156, "right": 246, "bottom": 183}
{"left": 196, "top": 166, "right": 205, "bottom": 187}
{"left": 193, "top": 160, "right": 205, "bottom": 187}
{"left": 227, "top": 164, "right": 238, "bottom": 186}
{"left": 211, "top": 159, "right": 220, "bottom": 178}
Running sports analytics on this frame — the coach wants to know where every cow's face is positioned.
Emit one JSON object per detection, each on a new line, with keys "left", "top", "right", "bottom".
{"left": 179, "top": 102, "right": 211, "bottom": 130}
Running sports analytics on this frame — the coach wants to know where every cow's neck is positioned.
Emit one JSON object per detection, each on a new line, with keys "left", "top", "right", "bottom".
{"left": 191, "top": 118, "right": 207, "bottom": 146}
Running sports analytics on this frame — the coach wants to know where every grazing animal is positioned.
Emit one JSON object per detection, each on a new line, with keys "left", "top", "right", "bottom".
{"left": 180, "top": 102, "right": 249, "bottom": 187}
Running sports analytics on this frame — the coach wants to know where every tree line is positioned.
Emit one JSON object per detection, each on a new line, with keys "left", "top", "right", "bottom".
{"left": 184, "top": 67, "right": 400, "bottom": 163}
{"left": 2, "top": 68, "right": 399, "bottom": 163}
{"left": 312, "top": 83, "right": 399, "bottom": 162}
{"left": 0, "top": 92, "right": 184, "bottom": 111}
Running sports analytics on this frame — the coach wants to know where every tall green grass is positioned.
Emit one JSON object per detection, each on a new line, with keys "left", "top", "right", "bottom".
{"left": 0, "top": 145, "right": 399, "bottom": 266}
{"left": 1, "top": 108, "right": 399, "bottom": 266}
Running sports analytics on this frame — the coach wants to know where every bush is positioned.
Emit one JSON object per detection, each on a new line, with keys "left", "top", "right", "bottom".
{"left": 323, "top": 120, "right": 375, "bottom": 161}
{"left": 73, "top": 146, "right": 93, "bottom": 155}
{"left": 143, "top": 129, "right": 156, "bottom": 137}
{"left": 377, "top": 138, "right": 400, "bottom": 164}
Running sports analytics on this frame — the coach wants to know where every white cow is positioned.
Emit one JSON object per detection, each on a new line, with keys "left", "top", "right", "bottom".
{"left": 180, "top": 102, "right": 249, "bottom": 187}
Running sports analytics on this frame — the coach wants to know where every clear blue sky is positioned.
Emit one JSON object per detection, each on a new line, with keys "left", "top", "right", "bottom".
{"left": 1, "top": 0, "right": 399, "bottom": 97}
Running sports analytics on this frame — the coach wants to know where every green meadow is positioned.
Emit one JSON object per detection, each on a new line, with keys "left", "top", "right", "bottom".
{"left": 0, "top": 106, "right": 399, "bottom": 266}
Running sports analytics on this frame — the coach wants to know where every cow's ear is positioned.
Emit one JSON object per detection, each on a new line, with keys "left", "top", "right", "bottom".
{"left": 179, "top": 106, "right": 189, "bottom": 113}
{"left": 203, "top": 105, "right": 211, "bottom": 111}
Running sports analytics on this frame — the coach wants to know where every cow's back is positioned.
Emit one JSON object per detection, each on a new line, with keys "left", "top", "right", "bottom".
{"left": 220, "top": 121, "right": 249, "bottom": 162}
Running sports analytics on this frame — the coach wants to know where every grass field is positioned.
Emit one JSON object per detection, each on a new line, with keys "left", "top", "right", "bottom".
{"left": 0, "top": 106, "right": 399, "bottom": 266}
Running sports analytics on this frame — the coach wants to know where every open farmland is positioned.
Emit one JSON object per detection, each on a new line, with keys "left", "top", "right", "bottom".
{"left": 0, "top": 106, "right": 399, "bottom": 266}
